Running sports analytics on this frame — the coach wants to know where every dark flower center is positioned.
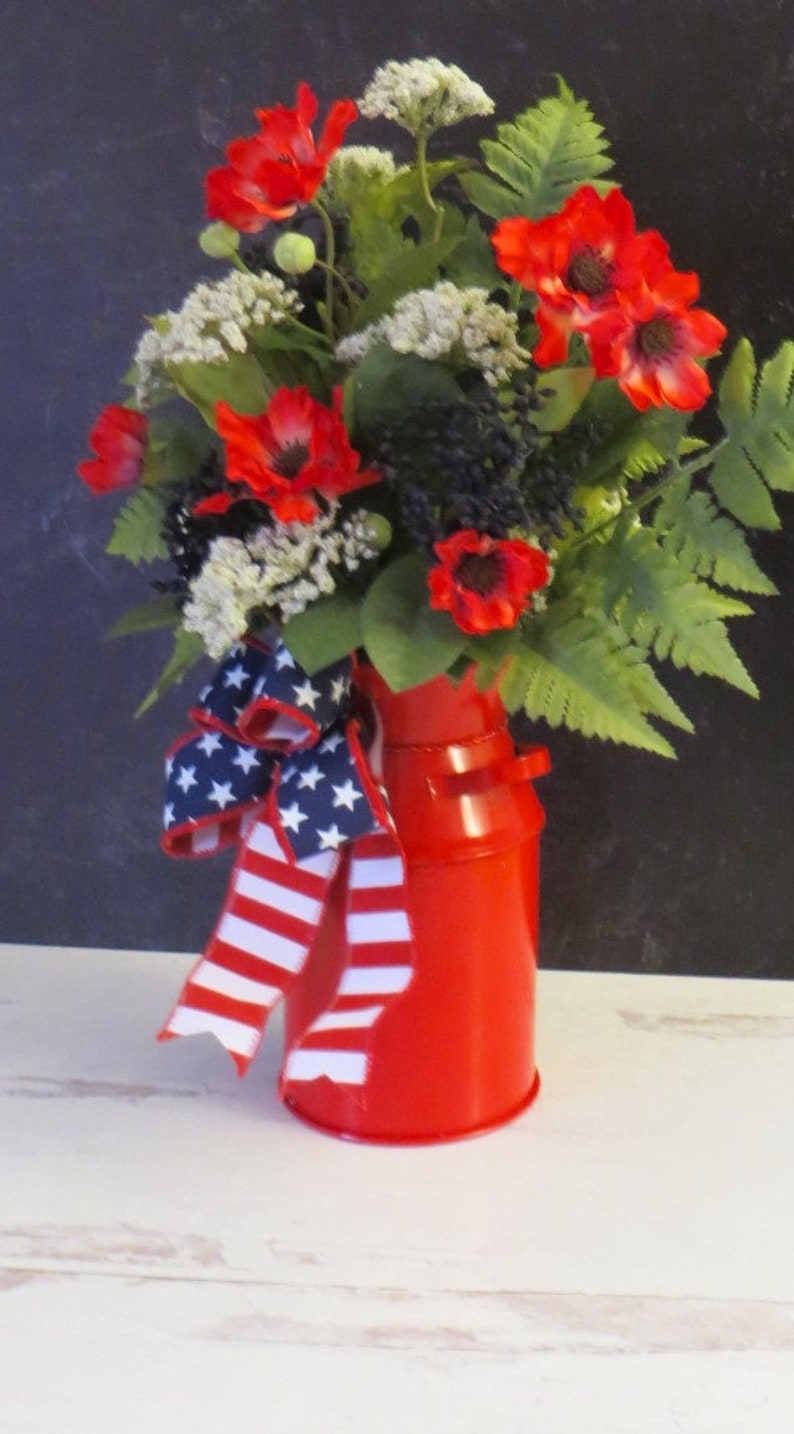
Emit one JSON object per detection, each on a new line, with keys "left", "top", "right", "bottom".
{"left": 566, "top": 246, "right": 612, "bottom": 297}
{"left": 636, "top": 316, "right": 676, "bottom": 359}
{"left": 454, "top": 550, "right": 504, "bottom": 595}
{"left": 272, "top": 441, "right": 310, "bottom": 478}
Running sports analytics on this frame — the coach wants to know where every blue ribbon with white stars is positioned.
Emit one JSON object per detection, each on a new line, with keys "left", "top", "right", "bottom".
{"left": 162, "top": 635, "right": 389, "bottom": 863}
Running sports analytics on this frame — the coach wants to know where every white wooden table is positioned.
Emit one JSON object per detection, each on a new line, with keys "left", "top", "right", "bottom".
{"left": 1, "top": 944, "right": 793, "bottom": 1433}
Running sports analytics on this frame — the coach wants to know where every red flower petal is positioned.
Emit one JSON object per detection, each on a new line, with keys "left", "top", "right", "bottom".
{"left": 492, "top": 185, "right": 674, "bottom": 366}
{"left": 428, "top": 530, "right": 550, "bottom": 636}
{"left": 214, "top": 388, "right": 381, "bottom": 523}
{"left": 317, "top": 98, "right": 360, "bottom": 164}
{"left": 77, "top": 404, "right": 147, "bottom": 495}
{"left": 192, "top": 492, "right": 235, "bottom": 517}
{"left": 206, "top": 83, "right": 357, "bottom": 233}
{"left": 586, "top": 275, "right": 726, "bottom": 412}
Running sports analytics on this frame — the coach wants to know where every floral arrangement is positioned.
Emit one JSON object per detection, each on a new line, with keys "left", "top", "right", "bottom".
{"left": 79, "top": 59, "right": 794, "bottom": 758}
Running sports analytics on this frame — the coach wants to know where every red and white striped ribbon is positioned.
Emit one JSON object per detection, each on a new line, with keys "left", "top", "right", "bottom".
{"left": 159, "top": 824, "right": 415, "bottom": 1092}
{"left": 282, "top": 831, "right": 413, "bottom": 1092}
{"left": 158, "top": 819, "right": 341, "bottom": 1074}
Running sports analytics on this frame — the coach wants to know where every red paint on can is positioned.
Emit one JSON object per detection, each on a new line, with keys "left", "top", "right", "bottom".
{"left": 283, "top": 665, "right": 549, "bottom": 1143}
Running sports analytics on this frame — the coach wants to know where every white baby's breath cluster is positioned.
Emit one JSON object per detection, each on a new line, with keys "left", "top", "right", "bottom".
{"left": 132, "top": 270, "right": 301, "bottom": 408}
{"left": 358, "top": 58, "right": 494, "bottom": 135}
{"left": 323, "top": 146, "right": 405, "bottom": 209}
{"left": 182, "top": 506, "right": 379, "bottom": 659}
{"left": 336, "top": 282, "right": 529, "bottom": 387}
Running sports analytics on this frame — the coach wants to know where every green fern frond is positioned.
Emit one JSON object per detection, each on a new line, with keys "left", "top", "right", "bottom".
{"left": 459, "top": 79, "right": 613, "bottom": 222}
{"left": 654, "top": 479, "right": 777, "bottom": 595}
{"left": 575, "top": 381, "right": 690, "bottom": 489}
{"left": 107, "top": 594, "right": 181, "bottom": 639}
{"left": 590, "top": 525, "right": 758, "bottom": 695}
{"left": 711, "top": 339, "right": 794, "bottom": 529}
{"left": 502, "top": 607, "right": 679, "bottom": 757}
{"left": 135, "top": 628, "right": 206, "bottom": 717}
{"left": 105, "top": 486, "right": 171, "bottom": 565}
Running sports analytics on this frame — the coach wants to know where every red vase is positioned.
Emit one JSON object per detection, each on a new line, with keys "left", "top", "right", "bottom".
{"left": 282, "top": 664, "right": 550, "bottom": 1143}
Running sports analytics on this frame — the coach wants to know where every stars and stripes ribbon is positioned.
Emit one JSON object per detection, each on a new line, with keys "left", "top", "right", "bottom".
{"left": 157, "top": 635, "right": 414, "bottom": 1098}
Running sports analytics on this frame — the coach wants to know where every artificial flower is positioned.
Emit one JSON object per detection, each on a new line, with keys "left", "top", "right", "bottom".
{"left": 323, "top": 145, "right": 403, "bottom": 210}
{"left": 492, "top": 186, "right": 670, "bottom": 366}
{"left": 205, "top": 82, "right": 358, "bottom": 233}
{"left": 335, "top": 281, "right": 528, "bottom": 387}
{"left": 200, "top": 386, "right": 380, "bottom": 523}
{"left": 82, "top": 65, "right": 788, "bottom": 759}
{"left": 358, "top": 58, "right": 493, "bottom": 135}
{"left": 427, "top": 529, "right": 550, "bottom": 635}
{"left": 131, "top": 270, "right": 301, "bottom": 409}
{"left": 586, "top": 269, "right": 727, "bottom": 411}
{"left": 182, "top": 505, "right": 380, "bottom": 656}
{"left": 77, "top": 405, "right": 148, "bottom": 495}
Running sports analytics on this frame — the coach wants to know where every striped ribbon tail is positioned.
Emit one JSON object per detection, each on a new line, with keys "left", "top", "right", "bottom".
{"left": 282, "top": 831, "right": 414, "bottom": 1095}
{"left": 158, "top": 819, "right": 341, "bottom": 1075}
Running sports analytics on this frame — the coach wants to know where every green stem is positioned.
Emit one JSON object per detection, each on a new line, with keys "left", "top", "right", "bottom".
{"left": 311, "top": 199, "right": 337, "bottom": 340}
{"left": 282, "top": 311, "right": 333, "bottom": 348}
{"left": 416, "top": 129, "right": 444, "bottom": 242}
{"left": 315, "top": 259, "right": 358, "bottom": 316}
{"left": 568, "top": 436, "right": 730, "bottom": 553}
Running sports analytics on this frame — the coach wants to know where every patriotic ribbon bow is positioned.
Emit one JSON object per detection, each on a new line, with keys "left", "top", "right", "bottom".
{"left": 158, "top": 635, "right": 414, "bottom": 1097}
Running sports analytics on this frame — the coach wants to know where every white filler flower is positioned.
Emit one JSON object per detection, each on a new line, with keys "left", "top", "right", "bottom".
{"left": 323, "top": 145, "right": 404, "bottom": 208}
{"left": 336, "top": 282, "right": 529, "bottom": 387}
{"left": 358, "top": 58, "right": 494, "bottom": 135}
{"left": 182, "top": 507, "right": 378, "bottom": 658}
{"left": 132, "top": 270, "right": 301, "bottom": 408}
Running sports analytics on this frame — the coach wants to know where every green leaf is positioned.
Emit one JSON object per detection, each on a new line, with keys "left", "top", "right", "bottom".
{"left": 349, "top": 345, "right": 462, "bottom": 434}
{"left": 589, "top": 524, "right": 759, "bottom": 696}
{"left": 441, "top": 214, "right": 503, "bottom": 290}
{"left": 654, "top": 479, "right": 777, "bottom": 595}
{"left": 282, "top": 593, "right": 363, "bottom": 674}
{"left": 533, "top": 366, "right": 594, "bottom": 434}
{"left": 575, "top": 381, "right": 691, "bottom": 488}
{"left": 250, "top": 321, "right": 331, "bottom": 361}
{"left": 344, "top": 180, "right": 416, "bottom": 287}
{"left": 135, "top": 629, "right": 206, "bottom": 717}
{"left": 107, "top": 594, "right": 181, "bottom": 639}
{"left": 105, "top": 487, "right": 170, "bottom": 565}
{"left": 457, "top": 171, "right": 530, "bottom": 223}
{"left": 141, "top": 420, "right": 212, "bottom": 487}
{"left": 361, "top": 553, "right": 467, "bottom": 691}
{"left": 351, "top": 234, "right": 462, "bottom": 330}
{"left": 711, "top": 339, "right": 794, "bottom": 528}
{"left": 502, "top": 608, "right": 677, "bottom": 757}
{"left": 466, "top": 626, "right": 522, "bottom": 691}
{"left": 167, "top": 351, "right": 269, "bottom": 425}
{"left": 380, "top": 159, "right": 467, "bottom": 219}
{"left": 625, "top": 660, "right": 695, "bottom": 735}
{"left": 460, "top": 79, "right": 613, "bottom": 222}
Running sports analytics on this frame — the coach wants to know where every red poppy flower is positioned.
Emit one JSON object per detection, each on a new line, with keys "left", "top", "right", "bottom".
{"left": 492, "top": 186, "right": 670, "bottom": 366}
{"left": 427, "top": 529, "right": 551, "bottom": 636}
{"left": 586, "top": 269, "right": 727, "bottom": 411}
{"left": 205, "top": 83, "right": 358, "bottom": 233}
{"left": 198, "top": 386, "right": 380, "bottom": 523}
{"left": 77, "top": 405, "right": 148, "bottom": 495}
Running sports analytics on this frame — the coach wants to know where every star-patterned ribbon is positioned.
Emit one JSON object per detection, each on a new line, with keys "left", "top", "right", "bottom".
{"left": 157, "top": 635, "right": 414, "bottom": 1096}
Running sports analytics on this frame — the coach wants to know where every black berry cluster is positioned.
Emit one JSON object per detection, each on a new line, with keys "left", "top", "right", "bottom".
{"left": 159, "top": 452, "right": 269, "bottom": 597}
{"left": 371, "top": 372, "right": 587, "bottom": 553}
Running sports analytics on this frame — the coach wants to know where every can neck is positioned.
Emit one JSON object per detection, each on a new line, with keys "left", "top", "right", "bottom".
{"left": 354, "top": 661, "right": 507, "bottom": 748}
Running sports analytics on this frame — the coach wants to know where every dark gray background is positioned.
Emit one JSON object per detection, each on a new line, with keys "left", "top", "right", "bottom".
{"left": 4, "top": 0, "right": 793, "bottom": 974}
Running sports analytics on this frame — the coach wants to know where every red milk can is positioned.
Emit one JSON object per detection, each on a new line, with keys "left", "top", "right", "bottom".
{"left": 282, "top": 665, "right": 550, "bottom": 1143}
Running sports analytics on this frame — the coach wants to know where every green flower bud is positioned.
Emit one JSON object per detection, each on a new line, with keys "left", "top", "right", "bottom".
{"left": 198, "top": 222, "right": 241, "bottom": 260}
{"left": 360, "top": 513, "right": 392, "bottom": 552}
{"left": 273, "top": 233, "right": 317, "bottom": 276}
